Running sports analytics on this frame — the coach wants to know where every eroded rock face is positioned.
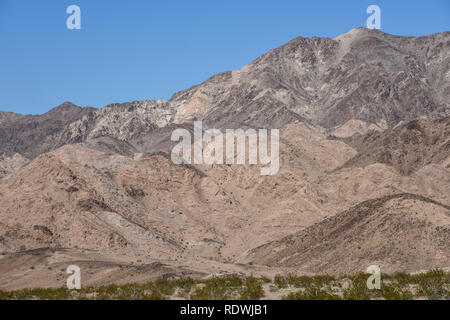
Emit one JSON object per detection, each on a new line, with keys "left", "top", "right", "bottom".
{"left": 168, "top": 28, "right": 449, "bottom": 130}
{"left": 0, "top": 153, "right": 29, "bottom": 179}
{"left": 0, "top": 102, "right": 96, "bottom": 159}
{"left": 337, "top": 117, "right": 450, "bottom": 175}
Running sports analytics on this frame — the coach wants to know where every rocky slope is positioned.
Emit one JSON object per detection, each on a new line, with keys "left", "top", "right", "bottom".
{"left": 0, "top": 102, "right": 96, "bottom": 159}
{"left": 336, "top": 116, "right": 450, "bottom": 174}
{"left": 247, "top": 194, "right": 450, "bottom": 274}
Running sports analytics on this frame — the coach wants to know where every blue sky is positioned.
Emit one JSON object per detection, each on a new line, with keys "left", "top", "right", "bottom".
{"left": 0, "top": 0, "right": 449, "bottom": 115}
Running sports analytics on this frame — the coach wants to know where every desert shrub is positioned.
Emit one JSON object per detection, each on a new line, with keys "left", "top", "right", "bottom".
{"left": 153, "top": 278, "right": 177, "bottom": 296}
{"left": 95, "top": 284, "right": 120, "bottom": 300}
{"left": 0, "top": 290, "right": 12, "bottom": 300}
{"left": 138, "top": 279, "right": 178, "bottom": 299}
{"left": 0, "top": 271, "right": 446, "bottom": 300}
{"left": 312, "top": 275, "right": 335, "bottom": 287}
{"left": 381, "top": 283, "right": 413, "bottom": 300}
{"left": 116, "top": 283, "right": 146, "bottom": 300}
{"left": 8, "top": 287, "right": 71, "bottom": 300}
{"left": 287, "top": 274, "right": 313, "bottom": 288}
{"left": 143, "top": 289, "right": 165, "bottom": 300}
{"left": 269, "top": 285, "right": 279, "bottom": 292}
{"left": 390, "top": 271, "right": 413, "bottom": 285}
{"left": 274, "top": 275, "right": 288, "bottom": 288}
{"left": 342, "top": 272, "right": 381, "bottom": 300}
{"left": 413, "top": 269, "right": 449, "bottom": 300}
{"left": 170, "top": 278, "right": 196, "bottom": 298}
{"left": 283, "top": 286, "right": 341, "bottom": 300}
{"left": 274, "top": 274, "right": 310, "bottom": 288}
{"left": 240, "top": 276, "right": 264, "bottom": 300}
{"left": 172, "top": 278, "right": 196, "bottom": 290}
{"left": 191, "top": 285, "right": 228, "bottom": 300}
{"left": 191, "top": 276, "right": 243, "bottom": 300}
{"left": 274, "top": 274, "right": 335, "bottom": 289}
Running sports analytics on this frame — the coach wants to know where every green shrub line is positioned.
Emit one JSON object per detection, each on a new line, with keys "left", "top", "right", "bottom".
{"left": 0, "top": 269, "right": 448, "bottom": 300}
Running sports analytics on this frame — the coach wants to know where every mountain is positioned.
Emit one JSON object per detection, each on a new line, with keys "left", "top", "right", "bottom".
{"left": 336, "top": 116, "right": 450, "bottom": 174}
{"left": 247, "top": 193, "right": 450, "bottom": 274}
{"left": 0, "top": 102, "right": 96, "bottom": 159}
{"left": 1, "top": 29, "right": 449, "bottom": 161}
{"left": 0, "top": 29, "right": 449, "bottom": 289}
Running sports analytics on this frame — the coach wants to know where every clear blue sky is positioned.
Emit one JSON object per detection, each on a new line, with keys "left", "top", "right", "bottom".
{"left": 0, "top": 0, "right": 449, "bottom": 115}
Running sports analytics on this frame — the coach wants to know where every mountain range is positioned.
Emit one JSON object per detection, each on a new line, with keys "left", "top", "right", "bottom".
{"left": 0, "top": 28, "right": 449, "bottom": 289}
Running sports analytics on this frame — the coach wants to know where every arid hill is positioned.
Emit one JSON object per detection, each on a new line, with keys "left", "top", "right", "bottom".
{"left": 336, "top": 116, "right": 450, "bottom": 175}
{"left": 247, "top": 194, "right": 450, "bottom": 274}
{"left": 0, "top": 102, "right": 96, "bottom": 159}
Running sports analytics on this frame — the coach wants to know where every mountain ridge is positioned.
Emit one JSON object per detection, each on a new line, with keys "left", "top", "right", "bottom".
{"left": 1, "top": 29, "right": 449, "bottom": 160}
